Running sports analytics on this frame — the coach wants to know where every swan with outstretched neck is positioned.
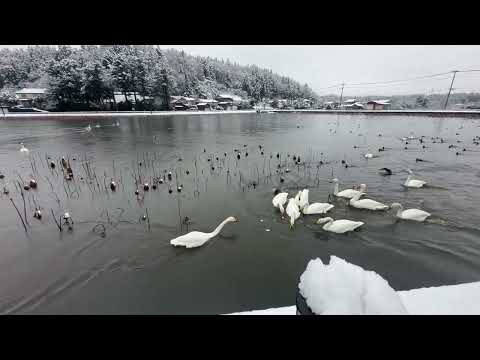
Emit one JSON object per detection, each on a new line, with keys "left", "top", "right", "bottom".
{"left": 331, "top": 178, "right": 366, "bottom": 199}
{"left": 349, "top": 192, "right": 389, "bottom": 211}
{"left": 170, "top": 216, "right": 239, "bottom": 248}
{"left": 316, "top": 217, "right": 364, "bottom": 233}
{"left": 390, "top": 203, "right": 431, "bottom": 222}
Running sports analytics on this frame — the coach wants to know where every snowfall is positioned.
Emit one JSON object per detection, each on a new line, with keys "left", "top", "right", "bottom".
{"left": 228, "top": 256, "right": 480, "bottom": 315}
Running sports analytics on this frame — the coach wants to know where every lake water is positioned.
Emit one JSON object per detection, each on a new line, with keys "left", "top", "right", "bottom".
{"left": 1, "top": 112, "right": 480, "bottom": 314}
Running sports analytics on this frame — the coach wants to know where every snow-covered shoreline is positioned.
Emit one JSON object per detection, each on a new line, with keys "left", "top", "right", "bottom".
{"left": 0, "top": 110, "right": 257, "bottom": 119}
{"left": 228, "top": 281, "right": 480, "bottom": 315}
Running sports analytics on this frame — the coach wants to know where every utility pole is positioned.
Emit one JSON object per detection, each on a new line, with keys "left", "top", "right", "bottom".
{"left": 444, "top": 70, "right": 458, "bottom": 110}
{"left": 339, "top": 83, "right": 345, "bottom": 109}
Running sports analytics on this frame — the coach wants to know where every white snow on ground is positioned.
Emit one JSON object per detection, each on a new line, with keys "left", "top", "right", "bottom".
{"left": 228, "top": 281, "right": 480, "bottom": 315}
{"left": 398, "top": 281, "right": 480, "bottom": 315}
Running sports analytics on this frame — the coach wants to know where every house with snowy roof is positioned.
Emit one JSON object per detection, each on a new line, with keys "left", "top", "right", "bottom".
{"left": 367, "top": 99, "right": 391, "bottom": 110}
{"left": 15, "top": 88, "right": 48, "bottom": 107}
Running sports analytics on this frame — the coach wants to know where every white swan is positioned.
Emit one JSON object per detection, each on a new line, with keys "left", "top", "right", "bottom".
{"left": 95, "top": 123, "right": 101, "bottom": 128}
{"left": 390, "top": 203, "right": 431, "bottom": 222}
{"left": 364, "top": 153, "right": 374, "bottom": 159}
{"left": 303, "top": 202, "right": 334, "bottom": 215}
{"left": 85, "top": 124, "right": 92, "bottom": 132}
{"left": 20, "top": 143, "right": 29, "bottom": 153}
{"left": 332, "top": 178, "right": 367, "bottom": 199}
{"left": 272, "top": 192, "right": 288, "bottom": 214}
{"left": 298, "top": 189, "right": 309, "bottom": 210}
{"left": 286, "top": 198, "right": 301, "bottom": 229}
{"left": 316, "top": 217, "right": 364, "bottom": 234}
{"left": 294, "top": 191, "right": 302, "bottom": 207}
{"left": 170, "top": 216, "right": 239, "bottom": 248}
{"left": 404, "top": 170, "right": 427, "bottom": 188}
{"left": 349, "top": 192, "right": 389, "bottom": 211}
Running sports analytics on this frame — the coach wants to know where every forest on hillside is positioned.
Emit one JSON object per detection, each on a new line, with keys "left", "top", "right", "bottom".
{"left": 0, "top": 45, "right": 317, "bottom": 111}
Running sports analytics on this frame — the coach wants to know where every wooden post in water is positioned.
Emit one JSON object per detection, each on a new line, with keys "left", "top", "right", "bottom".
{"left": 444, "top": 70, "right": 458, "bottom": 110}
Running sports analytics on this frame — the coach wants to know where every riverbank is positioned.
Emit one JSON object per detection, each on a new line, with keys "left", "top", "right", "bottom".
{"left": 3, "top": 109, "right": 480, "bottom": 119}
{"left": 0, "top": 109, "right": 257, "bottom": 119}
{"left": 274, "top": 109, "right": 480, "bottom": 117}
{"left": 228, "top": 281, "right": 480, "bottom": 315}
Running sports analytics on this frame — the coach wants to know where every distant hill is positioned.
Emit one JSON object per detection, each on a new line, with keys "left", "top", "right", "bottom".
{"left": 0, "top": 45, "right": 317, "bottom": 111}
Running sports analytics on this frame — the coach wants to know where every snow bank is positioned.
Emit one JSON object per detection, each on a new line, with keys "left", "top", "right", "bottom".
{"left": 229, "top": 281, "right": 480, "bottom": 315}
{"left": 398, "top": 281, "right": 480, "bottom": 315}
{"left": 298, "top": 256, "right": 408, "bottom": 315}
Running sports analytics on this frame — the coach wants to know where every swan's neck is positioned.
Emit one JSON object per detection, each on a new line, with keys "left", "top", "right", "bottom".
{"left": 333, "top": 182, "right": 339, "bottom": 195}
{"left": 405, "top": 175, "right": 412, "bottom": 185}
{"left": 395, "top": 206, "right": 404, "bottom": 217}
{"left": 209, "top": 218, "right": 231, "bottom": 238}
{"left": 350, "top": 193, "right": 362, "bottom": 204}
{"left": 322, "top": 219, "right": 333, "bottom": 229}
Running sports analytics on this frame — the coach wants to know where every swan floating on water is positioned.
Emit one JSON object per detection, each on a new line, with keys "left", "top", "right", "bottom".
{"left": 298, "top": 189, "right": 309, "bottom": 210}
{"left": 349, "top": 192, "right": 389, "bottom": 211}
{"left": 19, "top": 143, "right": 29, "bottom": 153}
{"left": 286, "top": 198, "right": 301, "bottom": 229}
{"left": 404, "top": 169, "right": 427, "bottom": 188}
{"left": 170, "top": 216, "right": 239, "bottom": 248}
{"left": 316, "top": 217, "right": 364, "bottom": 234}
{"left": 303, "top": 202, "right": 334, "bottom": 215}
{"left": 272, "top": 192, "right": 288, "bottom": 214}
{"left": 85, "top": 124, "right": 92, "bottom": 132}
{"left": 390, "top": 203, "right": 431, "bottom": 222}
{"left": 332, "top": 178, "right": 366, "bottom": 199}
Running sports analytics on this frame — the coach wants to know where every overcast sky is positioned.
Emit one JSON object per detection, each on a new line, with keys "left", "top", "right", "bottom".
{"left": 3, "top": 45, "right": 480, "bottom": 96}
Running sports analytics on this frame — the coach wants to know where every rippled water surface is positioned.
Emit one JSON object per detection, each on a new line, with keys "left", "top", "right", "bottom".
{"left": 1, "top": 113, "right": 480, "bottom": 314}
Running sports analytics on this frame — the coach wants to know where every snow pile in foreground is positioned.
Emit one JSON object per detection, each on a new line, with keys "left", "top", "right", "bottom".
{"left": 298, "top": 256, "right": 408, "bottom": 315}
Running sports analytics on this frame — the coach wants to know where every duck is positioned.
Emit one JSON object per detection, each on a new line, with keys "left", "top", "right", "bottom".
{"left": 303, "top": 202, "right": 334, "bottom": 215}
{"left": 110, "top": 180, "right": 117, "bottom": 191}
{"left": 20, "top": 143, "right": 29, "bottom": 153}
{"left": 316, "top": 217, "right": 364, "bottom": 234}
{"left": 286, "top": 198, "right": 301, "bottom": 229}
{"left": 390, "top": 203, "right": 431, "bottom": 222}
{"left": 378, "top": 167, "right": 392, "bottom": 175}
{"left": 331, "top": 178, "right": 367, "bottom": 199}
{"left": 403, "top": 169, "right": 427, "bottom": 188}
{"left": 272, "top": 192, "right": 289, "bottom": 214}
{"left": 170, "top": 216, "right": 239, "bottom": 248}
{"left": 349, "top": 192, "right": 389, "bottom": 211}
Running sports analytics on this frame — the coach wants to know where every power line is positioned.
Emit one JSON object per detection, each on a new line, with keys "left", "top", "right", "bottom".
{"left": 316, "top": 69, "right": 480, "bottom": 93}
